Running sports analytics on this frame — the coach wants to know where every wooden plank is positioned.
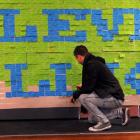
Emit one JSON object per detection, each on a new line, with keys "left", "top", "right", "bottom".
{"left": 0, "top": 133, "right": 140, "bottom": 140}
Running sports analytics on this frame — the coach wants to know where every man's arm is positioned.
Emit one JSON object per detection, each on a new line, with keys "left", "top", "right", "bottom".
{"left": 80, "top": 62, "right": 98, "bottom": 93}
{"left": 71, "top": 62, "right": 98, "bottom": 102}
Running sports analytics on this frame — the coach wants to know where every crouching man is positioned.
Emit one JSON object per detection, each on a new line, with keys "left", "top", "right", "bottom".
{"left": 71, "top": 45, "right": 129, "bottom": 132}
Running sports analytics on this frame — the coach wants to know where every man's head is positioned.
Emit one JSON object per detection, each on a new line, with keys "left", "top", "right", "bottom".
{"left": 73, "top": 45, "right": 89, "bottom": 64}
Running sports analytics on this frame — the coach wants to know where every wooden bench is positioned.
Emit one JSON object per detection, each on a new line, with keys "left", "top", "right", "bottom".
{"left": 123, "top": 95, "right": 140, "bottom": 117}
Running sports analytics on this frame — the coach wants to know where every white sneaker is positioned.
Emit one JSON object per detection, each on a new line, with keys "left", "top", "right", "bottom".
{"left": 93, "top": 122, "right": 102, "bottom": 128}
{"left": 89, "top": 122, "right": 112, "bottom": 132}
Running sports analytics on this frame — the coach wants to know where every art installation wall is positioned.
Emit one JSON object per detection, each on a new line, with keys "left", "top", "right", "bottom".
{"left": 0, "top": 0, "right": 140, "bottom": 119}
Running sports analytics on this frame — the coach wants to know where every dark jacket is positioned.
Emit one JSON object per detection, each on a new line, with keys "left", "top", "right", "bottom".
{"left": 74, "top": 53, "right": 124, "bottom": 101}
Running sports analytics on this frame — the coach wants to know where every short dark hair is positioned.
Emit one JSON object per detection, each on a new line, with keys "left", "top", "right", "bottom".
{"left": 73, "top": 45, "right": 88, "bottom": 56}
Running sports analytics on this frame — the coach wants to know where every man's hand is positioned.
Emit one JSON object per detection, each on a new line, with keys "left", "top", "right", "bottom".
{"left": 71, "top": 97, "right": 76, "bottom": 104}
{"left": 76, "top": 84, "right": 82, "bottom": 90}
{"left": 71, "top": 90, "right": 81, "bottom": 104}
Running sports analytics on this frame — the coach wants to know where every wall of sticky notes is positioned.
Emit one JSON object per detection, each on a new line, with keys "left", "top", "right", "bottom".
{"left": 0, "top": 0, "right": 140, "bottom": 119}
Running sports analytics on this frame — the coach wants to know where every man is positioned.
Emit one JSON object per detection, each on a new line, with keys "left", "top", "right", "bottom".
{"left": 72, "top": 45, "right": 129, "bottom": 132}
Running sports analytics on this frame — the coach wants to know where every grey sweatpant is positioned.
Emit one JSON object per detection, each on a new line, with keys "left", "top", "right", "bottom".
{"left": 78, "top": 92, "right": 123, "bottom": 123}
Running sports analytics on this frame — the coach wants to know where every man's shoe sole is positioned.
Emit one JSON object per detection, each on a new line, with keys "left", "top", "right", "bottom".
{"left": 122, "top": 108, "right": 129, "bottom": 126}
